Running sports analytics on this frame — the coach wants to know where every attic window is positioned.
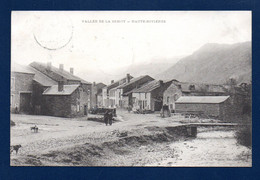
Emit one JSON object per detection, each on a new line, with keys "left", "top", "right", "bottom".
{"left": 177, "top": 85, "right": 182, "bottom": 89}
{"left": 174, "top": 94, "right": 179, "bottom": 101}
{"left": 189, "top": 85, "right": 195, "bottom": 91}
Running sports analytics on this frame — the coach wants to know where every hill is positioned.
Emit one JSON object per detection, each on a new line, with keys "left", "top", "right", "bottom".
{"left": 125, "top": 56, "right": 182, "bottom": 78}
{"left": 156, "top": 42, "right": 251, "bottom": 84}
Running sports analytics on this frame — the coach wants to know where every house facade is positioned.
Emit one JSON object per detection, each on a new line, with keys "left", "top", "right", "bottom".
{"left": 11, "top": 64, "right": 35, "bottom": 113}
{"left": 102, "top": 74, "right": 133, "bottom": 108}
{"left": 102, "top": 87, "right": 109, "bottom": 107}
{"left": 116, "top": 75, "right": 154, "bottom": 108}
{"left": 91, "top": 82, "right": 106, "bottom": 108}
{"left": 109, "top": 87, "right": 117, "bottom": 107}
{"left": 132, "top": 80, "right": 167, "bottom": 111}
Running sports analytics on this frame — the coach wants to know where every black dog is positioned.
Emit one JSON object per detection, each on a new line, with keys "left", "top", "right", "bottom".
{"left": 10, "top": 144, "right": 22, "bottom": 155}
{"left": 31, "top": 125, "right": 38, "bottom": 133}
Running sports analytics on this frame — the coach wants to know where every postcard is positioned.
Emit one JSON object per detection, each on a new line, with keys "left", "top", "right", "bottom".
{"left": 10, "top": 11, "right": 252, "bottom": 167}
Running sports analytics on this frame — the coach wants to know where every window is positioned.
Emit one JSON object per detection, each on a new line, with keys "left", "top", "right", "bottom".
{"left": 144, "top": 100, "right": 147, "bottom": 108}
{"left": 174, "top": 94, "right": 179, "bottom": 101}
{"left": 189, "top": 85, "right": 195, "bottom": 91}
{"left": 145, "top": 93, "right": 147, "bottom": 99}
{"left": 167, "top": 97, "right": 170, "bottom": 103}
{"left": 77, "top": 104, "right": 80, "bottom": 112}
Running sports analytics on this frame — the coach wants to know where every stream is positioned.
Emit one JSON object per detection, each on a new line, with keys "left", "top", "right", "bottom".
{"left": 149, "top": 129, "right": 252, "bottom": 167}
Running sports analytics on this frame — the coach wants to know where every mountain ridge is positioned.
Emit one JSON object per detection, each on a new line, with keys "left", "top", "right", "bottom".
{"left": 156, "top": 41, "right": 251, "bottom": 84}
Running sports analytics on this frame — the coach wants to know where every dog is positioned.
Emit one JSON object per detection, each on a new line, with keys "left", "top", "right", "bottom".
{"left": 10, "top": 144, "right": 22, "bottom": 155}
{"left": 30, "top": 125, "right": 38, "bottom": 133}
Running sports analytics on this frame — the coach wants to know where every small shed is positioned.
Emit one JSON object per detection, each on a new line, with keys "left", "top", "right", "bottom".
{"left": 175, "top": 96, "right": 230, "bottom": 120}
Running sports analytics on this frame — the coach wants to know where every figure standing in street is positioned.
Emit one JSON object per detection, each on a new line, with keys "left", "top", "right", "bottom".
{"left": 104, "top": 111, "right": 109, "bottom": 126}
{"left": 108, "top": 112, "right": 113, "bottom": 126}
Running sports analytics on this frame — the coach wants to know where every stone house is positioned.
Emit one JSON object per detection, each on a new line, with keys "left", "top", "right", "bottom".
{"left": 29, "top": 62, "right": 92, "bottom": 117}
{"left": 115, "top": 75, "right": 154, "bottom": 108}
{"left": 42, "top": 83, "right": 88, "bottom": 117}
{"left": 132, "top": 80, "right": 171, "bottom": 111}
{"left": 11, "top": 62, "right": 92, "bottom": 117}
{"left": 175, "top": 96, "right": 231, "bottom": 120}
{"left": 11, "top": 63, "right": 35, "bottom": 113}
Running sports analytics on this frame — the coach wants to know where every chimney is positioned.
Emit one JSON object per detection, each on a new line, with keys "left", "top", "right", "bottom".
{"left": 126, "top": 73, "right": 131, "bottom": 83}
{"left": 70, "top": 68, "right": 74, "bottom": 75}
{"left": 111, "top": 80, "right": 114, "bottom": 84}
{"left": 58, "top": 80, "right": 64, "bottom": 92}
{"left": 59, "top": 64, "right": 64, "bottom": 71}
{"left": 47, "top": 62, "right": 52, "bottom": 71}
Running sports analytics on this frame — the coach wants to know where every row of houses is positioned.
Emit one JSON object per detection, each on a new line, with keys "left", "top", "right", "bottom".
{"left": 11, "top": 62, "right": 250, "bottom": 120}
{"left": 11, "top": 62, "right": 93, "bottom": 117}
{"left": 100, "top": 74, "right": 251, "bottom": 120}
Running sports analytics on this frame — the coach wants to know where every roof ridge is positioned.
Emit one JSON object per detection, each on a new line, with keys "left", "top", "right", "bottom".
{"left": 30, "top": 62, "right": 91, "bottom": 84}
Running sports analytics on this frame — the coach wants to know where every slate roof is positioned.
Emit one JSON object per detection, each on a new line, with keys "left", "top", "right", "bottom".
{"left": 132, "top": 80, "right": 161, "bottom": 93}
{"left": 117, "top": 75, "right": 152, "bottom": 89}
{"left": 30, "top": 62, "right": 91, "bottom": 85}
{"left": 11, "top": 63, "right": 35, "bottom": 74}
{"left": 27, "top": 66, "right": 57, "bottom": 87}
{"left": 43, "top": 84, "right": 80, "bottom": 95}
{"left": 106, "top": 75, "right": 134, "bottom": 91}
{"left": 175, "top": 96, "right": 230, "bottom": 104}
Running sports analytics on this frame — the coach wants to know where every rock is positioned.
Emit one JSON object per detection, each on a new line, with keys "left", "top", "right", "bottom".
{"left": 10, "top": 120, "right": 16, "bottom": 126}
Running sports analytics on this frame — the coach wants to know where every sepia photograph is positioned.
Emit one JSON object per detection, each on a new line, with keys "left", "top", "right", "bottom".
{"left": 10, "top": 11, "right": 252, "bottom": 167}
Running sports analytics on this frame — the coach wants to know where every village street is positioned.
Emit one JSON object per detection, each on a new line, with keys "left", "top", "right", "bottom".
{"left": 10, "top": 110, "right": 251, "bottom": 166}
{"left": 11, "top": 110, "right": 183, "bottom": 158}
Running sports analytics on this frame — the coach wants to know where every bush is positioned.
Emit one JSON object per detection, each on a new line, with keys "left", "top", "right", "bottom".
{"left": 234, "top": 115, "right": 252, "bottom": 148}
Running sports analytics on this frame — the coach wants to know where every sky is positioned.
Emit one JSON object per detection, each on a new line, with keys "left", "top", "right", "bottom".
{"left": 11, "top": 11, "right": 251, "bottom": 84}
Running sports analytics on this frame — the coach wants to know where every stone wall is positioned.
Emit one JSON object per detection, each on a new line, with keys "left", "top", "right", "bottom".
{"left": 10, "top": 72, "right": 34, "bottom": 112}
{"left": 43, "top": 95, "right": 72, "bottom": 117}
{"left": 175, "top": 103, "right": 221, "bottom": 118}
{"left": 31, "top": 82, "right": 49, "bottom": 115}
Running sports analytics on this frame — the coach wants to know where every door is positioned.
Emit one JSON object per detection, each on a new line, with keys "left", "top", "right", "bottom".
{"left": 138, "top": 100, "right": 142, "bottom": 110}
{"left": 84, "top": 105, "right": 88, "bottom": 115}
{"left": 154, "top": 100, "right": 163, "bottom": 111}
{"left": 20, "top": 93, "right": 32, "bottom": 113}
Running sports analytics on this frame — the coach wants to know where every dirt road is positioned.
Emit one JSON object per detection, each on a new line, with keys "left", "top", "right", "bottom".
{"left": 11, "top": 111, "right": 181, "bottom": 159}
